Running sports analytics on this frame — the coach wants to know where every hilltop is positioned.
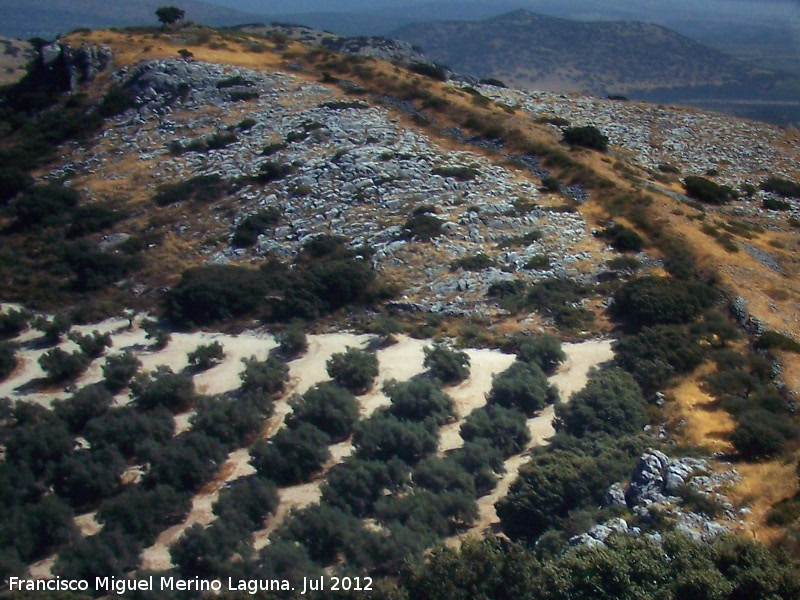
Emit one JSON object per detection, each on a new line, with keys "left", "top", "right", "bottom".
{"left": 391, "top": 9, "right": 773, "bottom": 95}
{"left": 1, "top": 23, "right": 800, "bottom": 596}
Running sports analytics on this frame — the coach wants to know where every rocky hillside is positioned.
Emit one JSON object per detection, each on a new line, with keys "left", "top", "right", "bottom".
{"left": 2, "top": 24, "right": 800, "bottom": 595}
{"left": 391, "top": 10, "right": 773, "bottom": 95}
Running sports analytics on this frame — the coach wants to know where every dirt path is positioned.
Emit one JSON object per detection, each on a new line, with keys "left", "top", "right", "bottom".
{"left": 450, "top": 339, "right": 615, "bottom": 545}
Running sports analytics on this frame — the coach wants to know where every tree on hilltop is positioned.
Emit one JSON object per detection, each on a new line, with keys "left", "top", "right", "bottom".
{"left": 155, "top": 7, "right": 186, "bottom": 27}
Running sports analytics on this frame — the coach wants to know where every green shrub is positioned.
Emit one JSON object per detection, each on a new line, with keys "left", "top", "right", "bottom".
{"left": 84, "top": 407, "right": 174, "bottom": 458}
{"left": 152, "top": 174, "right": 237, "bottom": 206}
{"left": 250, "top": 423, "right": 331, "bottom": 485}
{"left": 252, "top": 162, "right": 293, "bottom": 184}
{"left": 275, "top": 504, "right": 360, "bottom": 565}
{"left": 165, "top": 264, "right": 269, "bottom": 326}
{"left": 731, "top": 409, "right": 799, "bottom": 458}
{"left": 52, "top": 447, "right": 126, "bottom": 508}
{"left": 53, "top": 383, "right": 113, "bottom": 433}
{"left": 763, "top": 197, "right": 792, "bottom": 210}
{"left": 68, "top": 330, "right": 112, "bottom": 359}
{"left": 38, "top": 347, "right": 89, "bottom": 382}
{"left": 326, "top": 346, "right": 379, "bottom": 394}
{"left": 449, "top": 438, "right": 505, "bottom": 495}
{"left": 354, "top": 412, "right": 438, "bottom": 464}
{"left": 287, "top": 382, "right": 359, "bottom": 442}
{"left": 528, "top": 278, "right": 595, "bottom": 329}
{"left": 451, "top": 253, "right": 494, "bottom": 271}
{"left": 321, "top": 458, "right": 409, "bottom": 517}
{"left": 97, "top": 485, "right": 191, "bottom": 545}
{"left": 187, "top": 341, "right": 225, "bottom": 370}
{"left": 384, "top": 377, "right": 455, "bottom": 424}
{"left": 409, "top": 62, "right": 447, "bottom": 81}
{"left": 614, "top": 325, "right": 704, "bottom": 395}
{"left": 240, "top": 355, "right": 289, "bottom": 398}
{"left": 205, "top": 131, "right": 237, "bottom": 150}
{"left": 563, "top": 126, "right": 608, "bottom": 151}
{"left": 191, "top": 394, "right": 263, "bottom": 448}
{"left": 554, "top": 368, "right": 646, "bottom": 438}
{"left": 432, "top": 166, "right": 478, "bottom": 181}
{"left": 277, "top": 322, "right": 308, "bottom": 359}
{"left": 423, "top": 342, "right": 470, "bottom": 384}
{"left": 496, "top": 438, "right": 642, "bottom": 542}
{"left": 760, "top": 176, "right": 800, "bottom": 198}
{"left": 511, "top": 333, "right": 566, "bottom": 374}
{"left": 402, "top": 213, "right": 444, "bottom": 241}
{"left": 9, "top": 184, "right": 79, "bottom": 229}
{"left": 765, "top": 495, "right": 800, "bottom": 526}
{"left": 0, "top": 167, "right": 33, "bottom": 204}
{"left": 130, "top": 366, "right": 195, "bottom": 413}
{"left": 0, "top": 308, "right": 29, "bottom": 339}
{"left": 684, "top": 176, "right": 736, "bottom": 205}
{"left": 460, "top": 405, "right": 530, "bottom": 458}
{"left": 413, "top": 456, "right": 475, "bottom": 497}
{"left": 143, "top": 431, "right": 227, "bottom": 491}
{"left": 0, "top": 342, "right": 17, "bottom": 381}
{"left": 600, "top": 223, "right": 644, "bottom": 252}
{"left": 213, "top": 475, "right": 279, "bottom": 531}
{"left": 64, "top": 240, "right": 142, "bottom": 291}
{"left": 98, "top": 85, "right": 135, "bottom": 117}
{"left": 756, "top": 330, "right": 800, "bottom": 353}
{"left": 611, "top": 276, "right": 717, "bottom": 330}
{"left": 488, "top": 361, "right": 558, "bottom": 416}
{"left": 66, "top": 203, "right": 127, "bottom": 238}
{"left": 229, "top": 90, "right": 259, "bottom": 101}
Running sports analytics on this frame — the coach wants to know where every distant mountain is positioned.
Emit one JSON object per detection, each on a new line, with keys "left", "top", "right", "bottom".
{"left": 390, "top": 9, "right": 774, "bottom": 96}
{"left": 0, "top": 0, "right": 260, "bottom": 40}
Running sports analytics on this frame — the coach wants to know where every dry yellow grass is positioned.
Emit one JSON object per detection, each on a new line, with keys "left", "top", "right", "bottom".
{"left": 727, "top": 459, "right": 799, "bottom": 544}
{"left": 667, "top": 362, "right": 735, "bottom": 453}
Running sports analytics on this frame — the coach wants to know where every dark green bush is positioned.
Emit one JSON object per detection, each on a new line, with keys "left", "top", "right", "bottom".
{"left": 731, "top": 409, "right": 799, "bottom": 458}
{"left": 232, "top": 207, "right": 281, "bottom": 247}
{"left": 277, "top": 322, "right": 307, "bottom": 359}
{"left": 38, "top": 347, "right": 90, "bottom": 381}
{"left": 448, "top": 438, "right": 505, "bottom": 495}
{"left": 385, "top": 377, "right": 455, "bottom": 425}
{"left": 409, "top": 62, "right": 447, "bottom": 81}
{"left": 756, "top": 330, "right": 800, "bottom": 353}
{"left": 563, "top": 126, "right": 608, "bottom": 151}
{"left": 527, "top": 278, "right": 595, "bottom": 329}
{"left": 53, "top": 383, "right": 113, "bottom": 433}
{"left": 432, "top": 166, "right": 478, "bottom": 181}
{"left": 84, "top": 407, "right": 174, "bottom": 458}
{"left": 0, "top": 167, "right": 33, "bottom": 204}
{"left": 326, "top": 346, "right": 379, "bottom": 394}
{"left": 287, "top": 382, "right": 359, "bottom": 442}
{"left": 321, "top": 457, "right": 409, "bottom": 517}
{"left": 760, "top": 176, "right": 800, "bottom": 198}
{"left": 614, "top": 325, "right": 705, "bottom": 394}
{"left": 52, "top": 447, "right": 126, "bottom": 508}
{"left": 240, "top": 355, "right": 289, "bottom": 399}
{"left": 187, "top": 340, "right": 225, "bottom": 370}
{"left": 152, "top": 174, "right": 236, "bottom": 206}
{"left": 66, "top": 203, "right": 126, "bottom": 238}
{"left": 413, "top": 456, "right": 475, "bottom": 497}
{"left": 684, "top": 176, "right": 736, "bottom": 205}
{"left": 511, "top": 333, "right": 566, "bottom": 374}
{"left": 275, "top": 503, "right": 360, "bottom": 565}
{"left": 8, "top": 184, "right": 79, "bottom": 229}
{"left": 0, "top": 308, "right": 29, "bottom": 339}
{"left": 763, "top": 197, "right": 792, "bottom": 210}
{"left": 402, "top": 213, "right": 444, "bottom": 241}
{"left": 101, "top": 350, "right": 141, "bottom": 392}
{"left": 487, "top": 361, "right": 557, "bottom": 416}
{"left": 68, "top": 329, "right": 112, "bottom": 359}
{"left": 64, "top": 240, "right": 142, "bottom": 291}
{"left": 97, "top": 485, "right": 191, "bottom": 545}
{"left": 98, "top": 85, "right": 135, "bottom": 117}
{"left": 143, "top": 431, "right": 227, "bottom": 491}
{"left": 423, "top": 342, "right": 470, "bottom": 384}
{"left": 0, "top": 342, "right": 17, "bottom": 381}
{"left": 460, "top": 405, "right": 530, "bottom": 457}
{"left": 213, "top": 475, "right": 279, "bottom": 531}
{"left": 130, "top": 366, "right": 195, "bottom": 413}
{"left": 554, "top": 368, "right": 646, "bottom": 438}
{"left": 191, "top": 394, "right": 263, "bottom": 448}
{"left": 250, "top": 423, "right": 331, "bottom": 485}
{"left": 354, "top": 412, "right": 438, "bottom": 465}
{"left": 252, "top": 162, "right": 293, "bottom": 184}
{"left": 450, "top": 253, "right": 494, "bottom": 271}
{"left": 611, "top": 276, "right": 717, "bottom": 330}
{"left": 165, "top": 264, "right": 269, "bottom": 326}
{"left": 600, "top": 223, "right": 644, "bottom": 252}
